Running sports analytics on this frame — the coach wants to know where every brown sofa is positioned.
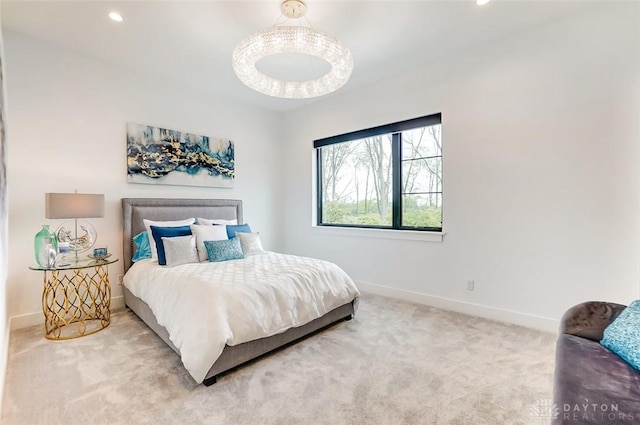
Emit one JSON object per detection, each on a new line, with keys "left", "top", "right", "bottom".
{"left": 552, "top": 301, "right": 640, "bottom": 424}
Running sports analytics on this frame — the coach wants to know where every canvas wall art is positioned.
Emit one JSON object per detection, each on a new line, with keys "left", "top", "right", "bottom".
{"left": 127, "top": 122, "right": 234, "bottom": 188}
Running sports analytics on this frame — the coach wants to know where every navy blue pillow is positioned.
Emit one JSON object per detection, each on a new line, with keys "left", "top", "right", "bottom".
{"left": 150, "top": 225, "right": 192, "bottom": 265}
{"left": 226, "top": 223, "right": 252, "bottom": 239}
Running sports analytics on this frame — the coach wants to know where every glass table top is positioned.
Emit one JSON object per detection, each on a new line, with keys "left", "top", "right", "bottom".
{"left": 29, "top": 256, "right": 118, "bottom": 271}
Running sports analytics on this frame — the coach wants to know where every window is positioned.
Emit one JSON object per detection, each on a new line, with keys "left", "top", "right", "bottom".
{"left": 314, "top": 113, "right": 442, "bottom": 231}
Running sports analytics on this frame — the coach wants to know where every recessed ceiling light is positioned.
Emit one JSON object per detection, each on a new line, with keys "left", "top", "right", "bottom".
{"left": 109, "top": 11, "right": 123, "bottom": 22}
{"left": 477, "top": 0, "right": 490, "bottom": 5}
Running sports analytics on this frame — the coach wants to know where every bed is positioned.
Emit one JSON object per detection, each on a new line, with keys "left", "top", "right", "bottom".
{"left": 121, "top": 198, "right": 359, "bottom": 385}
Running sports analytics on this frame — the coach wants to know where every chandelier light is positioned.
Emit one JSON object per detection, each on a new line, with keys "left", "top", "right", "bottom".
{"left": 232, "top": 0, "right": 353, "bottom": 99}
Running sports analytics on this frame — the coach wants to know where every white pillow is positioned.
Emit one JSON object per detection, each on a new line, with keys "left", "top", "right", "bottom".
{"left": 236, "top": 232, "right": 267, "bottom": 256}
{"left": 162, "top": 235, "right": 198, "bottom": 267}
{"left": 143, "top": 218, "right": 196, "bottom": 259}
{"left": 190, "top": 224, "right": 229, "bottom": 262}
{"left": 197, "top": 217, "right": 238, "bottom": 226}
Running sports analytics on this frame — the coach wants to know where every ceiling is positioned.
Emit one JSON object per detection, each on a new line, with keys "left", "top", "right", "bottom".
{"left": 1, "top": 0, "right": 597, "bottom": 113}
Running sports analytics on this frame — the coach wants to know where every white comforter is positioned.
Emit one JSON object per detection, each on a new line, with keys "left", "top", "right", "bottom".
{"left": 123, "top": 252, "right": 360, "bottom": 383}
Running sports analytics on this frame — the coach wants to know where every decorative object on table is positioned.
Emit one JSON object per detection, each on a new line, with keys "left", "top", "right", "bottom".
{"left": 34, "top": 224, "right": 58, "bottom": 268}
{"left": 126, "top": 122, "right": 234, "bottom": 188}
{"left": 232, "top": 0, "right": 353, "bottom": 99}
{"left": 57, "top": 241, "right": 70, "bottom": 266}
{"left": 45, "top": 192, "right": 105, "bottom": 262}
{"left": 89, "top": 247, "right": 111, "bottom": 261}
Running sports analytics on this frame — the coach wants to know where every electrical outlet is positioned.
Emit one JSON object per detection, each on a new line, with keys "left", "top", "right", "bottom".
{"left": 117, "top": 274, "right": 124, "bottom": 285}
{"left": 466, "top": 280, "right": 475, "bottom": 291}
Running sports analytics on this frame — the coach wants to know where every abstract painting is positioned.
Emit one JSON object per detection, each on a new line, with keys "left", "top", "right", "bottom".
{"left": 127, "top": 122, "right": 234, "bottom": 188}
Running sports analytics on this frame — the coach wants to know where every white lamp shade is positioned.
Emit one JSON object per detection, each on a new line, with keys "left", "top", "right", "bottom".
{"left": 45, "top": 193, "right": 105, "bottom": 219}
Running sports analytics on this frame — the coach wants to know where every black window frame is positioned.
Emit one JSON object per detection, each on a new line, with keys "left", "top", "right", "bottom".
{"left": 314, "top": 113, "right": 443, "bottom": 232}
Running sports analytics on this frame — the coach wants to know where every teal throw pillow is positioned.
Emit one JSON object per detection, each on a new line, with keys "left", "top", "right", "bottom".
{"left": 601, "top": 300, "right": 640, "bottom": 371}
{"left": 132, "top": 231, "right": 152, "bottom": 262}
{"left": 204, "top": 238, "right": 244, "bottom": 262}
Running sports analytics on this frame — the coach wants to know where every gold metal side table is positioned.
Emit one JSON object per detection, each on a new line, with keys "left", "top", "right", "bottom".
{"left": 29, "top": 257, "right": 118, "bottom": 340}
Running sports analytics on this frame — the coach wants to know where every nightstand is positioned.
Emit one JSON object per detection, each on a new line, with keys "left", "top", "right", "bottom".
{"left": 29, "top": 257, "right": 118, "bottom": 340}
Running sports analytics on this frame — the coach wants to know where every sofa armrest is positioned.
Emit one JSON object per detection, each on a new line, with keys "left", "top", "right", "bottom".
{"left": 560, "top": 301, "right": 627, "bottom": 341}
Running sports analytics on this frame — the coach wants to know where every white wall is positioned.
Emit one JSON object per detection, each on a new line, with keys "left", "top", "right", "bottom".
{"left": 0, "top": 13, "right": 8, "bottom": 415}
{"left": 282, "top": 4, "right": 640, "bottom": 332}
{"left": 3, "top": 2, "right": 639, "bottom": 336}
{"left": 3, "top": 31, "right": 284, "bottom": 328}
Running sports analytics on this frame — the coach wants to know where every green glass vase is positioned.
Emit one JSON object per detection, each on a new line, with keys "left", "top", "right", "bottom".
{"left": 34, "top": 225, "right": 58, "bottom": 268}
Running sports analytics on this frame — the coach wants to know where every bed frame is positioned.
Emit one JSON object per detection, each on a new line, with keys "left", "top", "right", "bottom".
{"left": 121, "top": 198, "right": 355, "bottom": 385}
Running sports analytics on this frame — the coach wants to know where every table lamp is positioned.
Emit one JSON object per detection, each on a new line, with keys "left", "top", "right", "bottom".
{"left": 45, "top": 192, "right": 105, "bottom": 261}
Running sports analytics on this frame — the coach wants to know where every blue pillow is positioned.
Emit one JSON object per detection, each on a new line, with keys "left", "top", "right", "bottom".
{"left": 601, "top": 300, "right": 640, "bottom": 371}
{"left": 132, "top": 231, "right": 152, "bottom": 262}
{"left": 150, "top": 225, "right": 192, "bottom": 266}
{"left": 204, "top": 238, "right": 244, "bottom": 262}
{"left": 226, "top": 223, "right": 252, "bottom": 239}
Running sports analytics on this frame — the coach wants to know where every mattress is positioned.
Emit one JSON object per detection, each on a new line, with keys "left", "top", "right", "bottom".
{"left": 124, "top": 252, "right": 360, "bottom": 383}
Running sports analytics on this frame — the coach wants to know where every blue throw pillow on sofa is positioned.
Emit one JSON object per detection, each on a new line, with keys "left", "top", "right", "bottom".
{"left": 601, "top": 300, "right": 640, "bottom": 371}
{"left": 150, "top": 225, "right": 192, "bottom": 266}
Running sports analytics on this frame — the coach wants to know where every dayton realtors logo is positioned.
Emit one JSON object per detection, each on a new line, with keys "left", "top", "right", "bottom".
{"left": 529, "top": 399, "right": 560, "bottom": 424}
{"left": 530, "top": 399, "right": 637, "bottom": 423}
{"left": 561, "top": 402, "right": 635, "bottom": 422}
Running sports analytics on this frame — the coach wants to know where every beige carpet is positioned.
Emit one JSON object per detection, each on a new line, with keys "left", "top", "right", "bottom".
{"left": 2, "top": 293, "right": 556, "bottom": 425}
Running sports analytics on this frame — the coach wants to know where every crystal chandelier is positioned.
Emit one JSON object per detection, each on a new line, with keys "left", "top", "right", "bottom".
{"left": 232, "top": 0, "right": 353, "bottom": 99}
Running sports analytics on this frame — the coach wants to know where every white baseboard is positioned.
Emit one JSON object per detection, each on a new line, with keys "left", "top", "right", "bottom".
{"left": 10, "top": 286, "right": 558, "bottom": 334}
{"left": 0, "top": 320, "right": 9, "bottom": 418}
{"left": 111, "top": 295, "right": 125, "bottom": 311}
{"left": 356, "top": 280, "right": 559, "bottom": 333}
{"left": 10, "top": 311, "right": 42, "bottom": 330}
{"left": 9, "top": 295, "right": 126, "bottom": 331}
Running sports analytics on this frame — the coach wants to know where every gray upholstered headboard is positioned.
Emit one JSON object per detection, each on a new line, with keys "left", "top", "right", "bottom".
{"left": 121, "top": 198, "right": 243, "bottom": 272}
